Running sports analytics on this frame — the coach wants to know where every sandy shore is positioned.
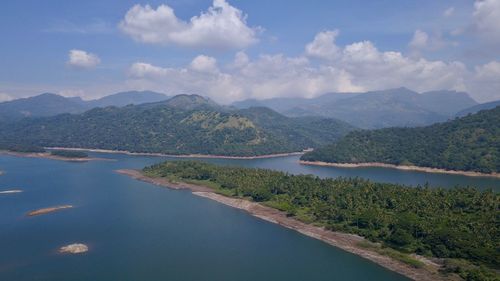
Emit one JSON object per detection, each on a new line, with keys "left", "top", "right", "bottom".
{"left": 116, "top": 169, "right": 451, "bottom": 281}
{"left": 0, "top": 151, "right": 111, "bottom": 162}
{"left": 300, "top": 160, "right": 500, "bottom": 179}
{"left": 47, "top": 147, "right": 309, "bottom": 160}
{"left": 27, "top": 205, "right": 73, "bottom": 216}
{"left": 0, "top": 189, "right": 23, "bottom": 194}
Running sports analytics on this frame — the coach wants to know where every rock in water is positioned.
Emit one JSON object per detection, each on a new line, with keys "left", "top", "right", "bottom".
{"left": 59, "top": 243, "right": 88, "bottom": 254}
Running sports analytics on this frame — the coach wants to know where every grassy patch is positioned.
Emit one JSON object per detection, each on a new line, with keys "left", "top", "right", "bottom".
{"left": 357, "top": 241, "right": 425, "bottom": 268}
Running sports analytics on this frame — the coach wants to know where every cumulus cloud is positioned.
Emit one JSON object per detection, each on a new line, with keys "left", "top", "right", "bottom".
{"left": 190, "top": 55, "right": 219, "bottom": 73}
{"left": 119, "top": 0, "right": 258, "bottom": 49}
{"left": 473, "top": 0, "right": 500, "bottom": 45}
{"left": 67, "top": 49, "right": 101, "bottom": 69}
{"left": 124, "top": 30, "right": 500, "bottom": 103}
{"left": 469, "top": 61, "right": 500, "bottom": 101}
{"left": 409, "top": 30, "right": 429, "bottom": 50}
{"left": 408, "top": 29, "right": 452, "bottom": 55}
{"left": 305, "top": 30, "right": 340, "bottom": 60}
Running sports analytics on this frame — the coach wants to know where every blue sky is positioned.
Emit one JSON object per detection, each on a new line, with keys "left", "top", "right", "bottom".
{"left": 1, "top": 0, "right": 499, "bottom": 103}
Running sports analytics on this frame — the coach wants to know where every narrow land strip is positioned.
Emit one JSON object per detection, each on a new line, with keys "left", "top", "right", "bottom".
{"left": 47, "top": 147, "right": 309, "bottom": 160}
{"left": 0, "top": 151, "right": 111, "bottom": 162}
{"left": 116, "top": 169, "right": 451, "bottom": 281}
{"left": 0, "top": 190, "right": 23, "bottom": 194}
{"left": 27, "top": 205, "right": 73, "bottom": 216}
{"left": 299, "top": 160, "right": 500, "bottom": 179}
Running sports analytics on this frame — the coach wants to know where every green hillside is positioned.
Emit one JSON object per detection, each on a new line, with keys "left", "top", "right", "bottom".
{"left": 302, "top": 106, "right": 500, "bottom": 173}
{"left": 0, "top": 98, "right": 354, "bottom": 156}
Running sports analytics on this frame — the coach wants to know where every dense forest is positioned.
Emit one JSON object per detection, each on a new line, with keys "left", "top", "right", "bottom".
{"left": 144, "top": 161, "right": 499, "bottom": 280}
{"left": 302, "top": 106, "right": 500, "bottom": 173}
{"left": 0, "top": 100, "right": 353, "bottom": 157}
{"left": 49, "top": 150, "right": 88, "bottom": 158}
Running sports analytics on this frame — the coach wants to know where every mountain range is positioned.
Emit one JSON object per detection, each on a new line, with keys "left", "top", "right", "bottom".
{"left": 233, "top": 88, "right": 479, "bottom": 129}
{"left": 0, "top": 94, "right": 354, "bottom": 156}
{"left": 0, "top": 91, "right": 168, "bottom": 122}
{"left": 2, "top": 88, "right": 497, "bottom": 131}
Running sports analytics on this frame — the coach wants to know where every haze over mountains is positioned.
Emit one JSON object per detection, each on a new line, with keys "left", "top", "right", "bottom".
{"left": 1, "top": 87, "right": 498, "bottom": 131}
{"left": 0, "top": 91, "right": 169, "bottom": 122}
{"left": 0, "top": 94, "right": 354, "bottom": 156}
{"left": 233, "top": 88, "right": 479, "bottom": 129}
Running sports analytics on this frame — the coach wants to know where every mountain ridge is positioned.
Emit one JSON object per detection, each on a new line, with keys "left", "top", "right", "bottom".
{"left": 233, "top": 88, "right": 478, "bottom": 129}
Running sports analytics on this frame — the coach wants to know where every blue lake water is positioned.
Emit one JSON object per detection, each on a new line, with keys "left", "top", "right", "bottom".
{"left": 0, "top": 153, "right": 498, "bottom": 281}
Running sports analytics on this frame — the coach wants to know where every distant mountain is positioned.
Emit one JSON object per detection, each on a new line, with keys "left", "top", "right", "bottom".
{"left": 416, "top": 90, "right": 478, "bottom": 116}
{"left": 0, "top": 91, "right": 168, "bottom": 122}
{"left": 0, "top": 101, "right": 354, "bottom": 157}
{"left": 302, "top": 106, "right": 500, "bottom": 173}
{"left": 456, "top": 100, "right": 500, "bottom": 117}
{"left": 233, "top": 88, "right": 478, "bottom": 129}
{"left": 162, "top": 94, "right": 220, "bottom": 110}
{"left": 89, "top": 91, "right": 168, "bottom": 108}
{"left": 0, "top": 93, "right": 86, "bottom": 122}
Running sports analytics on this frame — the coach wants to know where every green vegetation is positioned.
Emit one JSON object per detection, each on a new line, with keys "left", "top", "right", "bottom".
{"left": 143, "top": 161, "right": 499, "bottom": 280}
{"left": 0, "top": 143, "right": 45, "bottom": 153}
{"left": 50, "top": 150, "right": 88, "bottom": 158}
{"left": 0, "top": 102, "right": 353, "bottom": 157}
{"left": 302, "top": 106, "right": 500, "bottom": 173}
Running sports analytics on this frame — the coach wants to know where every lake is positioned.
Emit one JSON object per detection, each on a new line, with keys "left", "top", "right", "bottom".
{"left": 1, "top": 153, "right": 498, "bottom": 281}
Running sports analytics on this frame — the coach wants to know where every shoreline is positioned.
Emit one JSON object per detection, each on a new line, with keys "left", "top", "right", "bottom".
{"left": 116, "top": 169, "right": 448, "bottom": 281}
{"left": 299, "top": 160, "right": 500, "bottom": 179}
{"left": 0, "top": 151, "right": 112, "bottom": 162}
{"left": 46, "top": 147, "right": 308, "bottom": 160}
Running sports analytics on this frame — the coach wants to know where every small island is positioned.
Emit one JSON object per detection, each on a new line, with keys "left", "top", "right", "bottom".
{"left": 0, "top": 189, "right": 23, "bottom": 194}
{"left": 0, "top": 144, "right": 107, "bottom": 162}
{"left": 59, "top": 243, "right": 88, "bottom": 254}
{"left": 118, "top": 161, "right": 499, "bottom": 281}
{"left": 49, "top": 150, "right": 88, "bottom": 159}
{"left": 27, "top": 205, "right": 73, "bottom": 216}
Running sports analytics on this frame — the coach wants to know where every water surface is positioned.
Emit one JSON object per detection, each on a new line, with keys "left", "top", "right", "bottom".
{"left": 0, "top": 153, "right": 498, "bottom": 280}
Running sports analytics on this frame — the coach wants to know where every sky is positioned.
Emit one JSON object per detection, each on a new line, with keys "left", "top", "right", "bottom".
{"left": 0, "top": 0, "right": 499, "bottom": 103}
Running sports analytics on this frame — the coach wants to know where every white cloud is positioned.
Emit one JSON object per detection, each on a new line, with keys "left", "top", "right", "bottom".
{"left": 409, "top": 30, "right": 429, "bottom": 50}
{"left": 0, "top": 93, "right": 13, "bottom": 102}
{"left": 119, "top": 0, "right": 258, "bottom": 49}
{"left": 67, "top": 50, "right": 101, "bottom": 69}
{"left": 125, "top": 30, "right": 500, "bottom": 103}
{"left": 469, "top": 61, "right": 500, "bottom": 101}
{"left": 473, "top": 0, "right": 500, "bottom": 45}
{"left": 305, "top": 30, "right": 340, "bottom": 60}
{"left": 190, "top": 55, "right": 219, "bottom": 73}
{"left": 408, "top": 30, "right": 452, "bottom": 55}
{"left": 443, "top": 7, "right": 455, "bottom": 17}
{"left": 57, "top": 89, "right": 85, "bottom": 98}
{"left": 475, "top": 60, "right": 500, "bottom": 80}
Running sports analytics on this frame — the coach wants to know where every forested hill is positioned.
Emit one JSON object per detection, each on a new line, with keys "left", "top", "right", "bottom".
{"left": 301, "top": 106, "right": 500, "bottom": 173}
{"left": 0, "top": 101, "right": 354, "bottom": 156}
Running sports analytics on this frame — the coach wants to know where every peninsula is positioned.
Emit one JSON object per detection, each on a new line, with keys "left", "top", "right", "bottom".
{"left": 116, "top": 161, "right": 499, "bottom": 280}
